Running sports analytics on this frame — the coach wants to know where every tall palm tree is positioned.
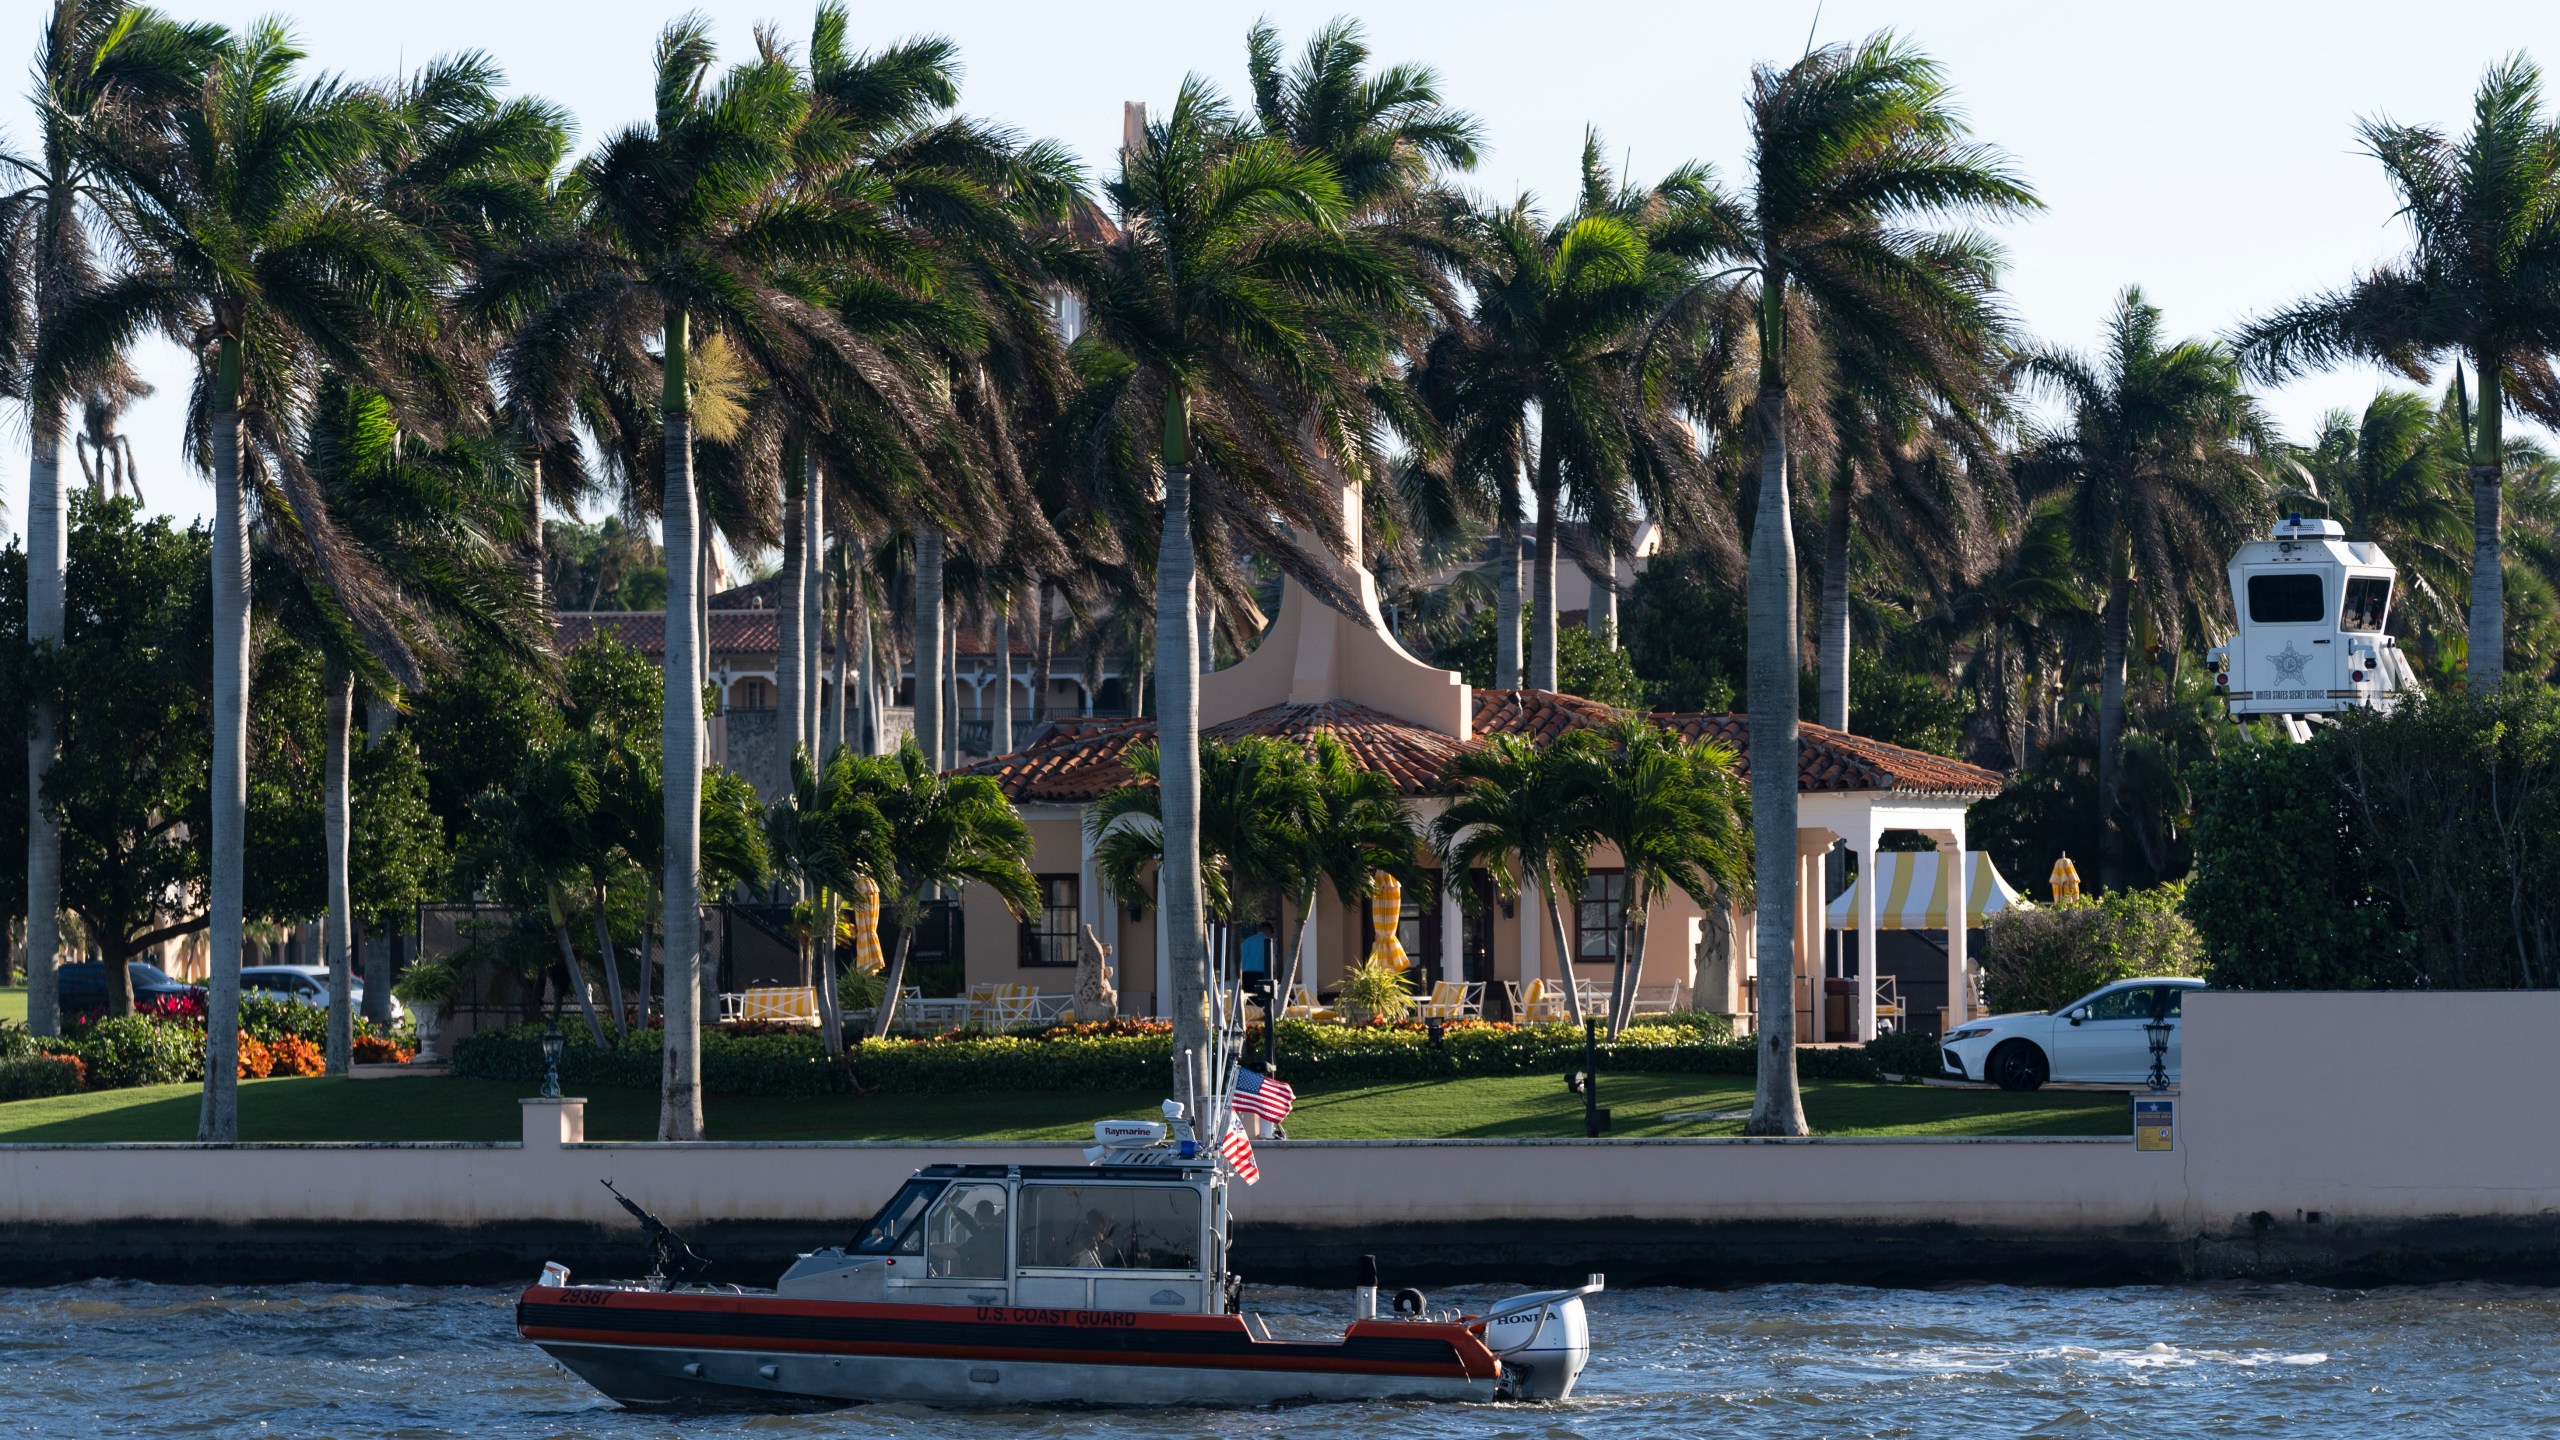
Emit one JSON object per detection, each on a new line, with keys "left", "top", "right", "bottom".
{"left": 62, "top": 20, "right": 447, "bottom": 1139}
{"left": 1948, "top": 506, "right": 2087, "bottom": 767}
{"left": 1063, "top": 79, "right": 1407, "bottom": 1104}
{"left": 1091, "top": 736, "right": 1322, "bottom": 979}
{"left": 2297, "top": 389, "right": 2472, "bottom": 646}
{"left": 846, "top": 741, "right": 1038, "bottom": 1038}
{"left": 1570, "top": 719, "right": 1750, "bottom": 1035}
{"left": 2236, "top": 55, "right": 2560, "bottom": 689}
{"left": 1716, "top": 35, "right": 2036, "bottom": 1135}
{"left": 1430, "top": 733, "right": 1597, "bottom": 1025}
{"left": 472, "top": 17, "right": 934, "bottom": 1139}
{"left": 1286, "top": 731, "right": 1424, "bottom": 1009}
{"left": 2018, "top": 288, "right": 2270, "bottom": 889}
{"left": 1, "top": 0, "right": 217, "bottom": 1039}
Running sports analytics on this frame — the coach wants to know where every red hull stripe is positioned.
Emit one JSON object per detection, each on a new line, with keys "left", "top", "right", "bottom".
{"left": 517, "top": 1295, "right": 1495, "bottom": 1380}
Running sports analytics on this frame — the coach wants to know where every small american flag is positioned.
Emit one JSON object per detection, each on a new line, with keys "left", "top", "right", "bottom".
{"left": 1231, "top": 1068, "right": 1295, "bottom": 1123}
{"left": 1217, "top": 1122, "right": 1259, "bottom": 1185}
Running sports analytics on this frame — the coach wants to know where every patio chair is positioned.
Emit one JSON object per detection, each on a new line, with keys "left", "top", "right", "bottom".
{"left": 1573, "top": 978, "right": 1613, "bottom": 1020}
{"left": 1415, "top": 981, "right": 1473, "bottom": 1021}
{"left": 1509, "top": 979, "right": 1568, "bottom": 1024}
{"left": 1631, "top": 983, "right": 1684, "bottom": 1015}
{"left": 1284, "top": 985, "right": 1328, "bottom": 1021}
{"left": 1874, "top": 975, "right": 1905, "bottom": 1035}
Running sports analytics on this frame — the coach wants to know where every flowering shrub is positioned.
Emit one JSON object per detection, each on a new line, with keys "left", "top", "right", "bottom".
{"left": 139, "top": 991, "right": 206, "bottom": 1021}
{"left": 77, "top": 1016, "right": 204, "bottom": 1089}
{"left": 265, "top": 1033, "right": 325, "bottom": 1077}
{"left": 0, "top": 1022, "right": 39, "bottom": 1061}
{"left": 351, "top": 1034, "right": 414, "bottom": 1065}
{"left": 237, "top": 1033, "right": 275, "bottom": 1079}
{"left": 0, "top": 1054, "right": 86, "bottom": 1101}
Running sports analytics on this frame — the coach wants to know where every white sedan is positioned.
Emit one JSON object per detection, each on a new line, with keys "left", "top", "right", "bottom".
{"left": 240, "top": 964, "right": 406, "bottom": 1025}
{"left": 1940, "top": 978, "right": 2204, "bottom": 1091}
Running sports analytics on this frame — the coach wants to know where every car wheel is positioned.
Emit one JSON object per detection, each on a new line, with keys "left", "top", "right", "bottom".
{"left": 1989, "top": 1040, "right": 2048, "bottom": 1092}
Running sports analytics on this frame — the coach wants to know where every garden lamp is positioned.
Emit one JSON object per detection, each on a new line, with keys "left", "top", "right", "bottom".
{"left": 541, "top": 1022, "right": 565, "bottom": 1100}
{"left": 2143, "top": 1016, "right": 2172, "bottom": 1092}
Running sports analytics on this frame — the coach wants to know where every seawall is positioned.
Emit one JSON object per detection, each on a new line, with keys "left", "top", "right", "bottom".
{"left": 3, "top": 991, "right": 2556, "bottom": 1287}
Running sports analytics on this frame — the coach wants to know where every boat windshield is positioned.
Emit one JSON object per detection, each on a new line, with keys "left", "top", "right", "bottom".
{"left": 852, "top": 1178, "right": 944, "bottom": 1254}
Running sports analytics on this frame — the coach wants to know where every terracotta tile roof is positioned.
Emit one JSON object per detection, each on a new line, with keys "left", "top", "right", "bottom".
{"left": 963, "top": 700, "right": 1473, "bottom": 802}
{"left": 555, "top": 609, "right": 833, "bottom": 660}
{"left": 1473, "top": 687, "right": 2005, "bottom": 799}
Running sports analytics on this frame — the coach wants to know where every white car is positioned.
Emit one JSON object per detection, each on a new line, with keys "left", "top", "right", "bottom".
{"left": 239, "top": 964, "right": 406, "bottom": 1024}
{"left": 1940, "top": 978, "right": 2204, "bottom": 1091}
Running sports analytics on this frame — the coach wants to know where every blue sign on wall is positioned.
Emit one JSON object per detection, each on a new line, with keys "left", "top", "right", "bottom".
{"left": 2133, "top": 1096, "right": 2174, "bottom": 1152}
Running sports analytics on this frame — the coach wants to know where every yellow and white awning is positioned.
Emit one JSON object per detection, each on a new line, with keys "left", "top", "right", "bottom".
{"left": 1826, "top": 851, "right": 2024, "bottom": 931}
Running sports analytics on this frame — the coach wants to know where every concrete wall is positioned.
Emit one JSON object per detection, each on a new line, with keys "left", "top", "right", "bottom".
{"left": 11, "top": 992, "right": 2560, "bottom": 1286}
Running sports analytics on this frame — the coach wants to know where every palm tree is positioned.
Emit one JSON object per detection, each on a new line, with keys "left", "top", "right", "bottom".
{"left": 2018, "top": 288, "right": 2270, "bottom": 889}
{"left": 1571, "top": 719, "right": 1750, "bottom": 1035}
{"left": 1430, "top": 733, "right": 1597, "bottom": 1025}
{"left": 1717, "top": 35, "right": 2037, "bottom": 1135}
{"left": 1285, "top": 732, "right": 1424, "bottom": 1012}
{"left": 764, "top": 747, "right": 876, "bottom": 1056}
{"left": 2297, "top": 389, "right": 2472, "bottom": 647}
{"left": 472, "top": 17, "right": 933, "bottom": 1139}
{"left": 1, "top": 0, "right": 217, "bottom": 1039}
{"left": 2236, "top": 55, "right": 2560, "bottom": 688}
{"left": 846, "top": 741, "right": 1038, "bottom": 1038}
{"left": 61, "top": 21, "right": 447, "bottom": 1139}
{"left": 1063, "top": 79, "right": 1407, "bottom": 1104}
{"left": 1949, "top": 507, "right": 2088, "bottom": 767}
{"left": 1091, "top": 736, "right": 1321, "bottom": 983}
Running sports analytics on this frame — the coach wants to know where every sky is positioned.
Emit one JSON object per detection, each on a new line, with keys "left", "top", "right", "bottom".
{"left": 5, "top": 0, "right": 2557, "bottom": 546}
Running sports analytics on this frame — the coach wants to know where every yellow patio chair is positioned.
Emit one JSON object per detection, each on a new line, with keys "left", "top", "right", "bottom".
{"left": 738, "top": 985, "right": 822, "bottom": 1026}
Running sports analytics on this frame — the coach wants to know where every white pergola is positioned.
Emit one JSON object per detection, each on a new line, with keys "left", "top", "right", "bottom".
{"left": 1796, "top": 791, "right": 1982, "bottom": 1042}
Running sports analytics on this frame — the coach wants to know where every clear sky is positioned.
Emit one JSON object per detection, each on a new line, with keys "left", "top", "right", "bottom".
{"left": 6, "top": 0, "right": 2556, "bottom": 544}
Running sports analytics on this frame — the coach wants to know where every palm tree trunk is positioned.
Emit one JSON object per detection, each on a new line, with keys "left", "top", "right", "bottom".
{"left": 323, "top": 664, "right": 354, "bottom": 1076}
{"left": 550, "top": 892, "right": 608, "bottom": 1048}
{"left": 777, "top": 441, "right": 806, "bottom": 766}
{"left": 817, "top": 890, "right": 844, "bottom": 1059}
{"left": 1496, "top": 506, "right": 1523, "bottom": 688}
{"left": 658, "top": 310, "right": 707, "bottom": 1142}
{"left": 201, "top": 340, "right": 248, "bottom": 1142}
{"left": 1157, "top": 393, "right": 1213, "bottom": 1109}
{"left": 993, "top": 608, "right": 1014, "bottom": 754}
{"left": 1744, "top": 367, "right": 1810, "bottom": 1137}
{"left": 1531, "top": 442, "right": 1561, "bottom": 692}
{"left": 867, "top": 911, "right": 918, "bottom": 1039}
{"left": 828, "top": 544, "right": 851, "bottom": 757}
{"left": 944, "top": 613, "right": 960, "bottom": 760}
{"left": 914, "top": 526, "right": 944, "bottom": 768}
{"left": 1587, "top": 547, "right": 1618, "bottom": 647}
{"left": 803, "top": 460, "right": 825, "bottom": 749}
{"left": 856, "top": 570, "right": 878, "bottom": 754}
{"left": 24, "top": 398, "right": 67, "bottom": 1039}
{"left": 1608, "top": 886, "right": 1641, "bottom": 1038}
{"left": 2097, "top": 571, "right": 2131, "bottom": 891}
{"left": 527, "top": 451, "right": 547, "bottom": 613}
{"left": 1818, "top": 461, "right": 1854, "bottom": 732}
{"left": 592, "top": 882, "right": 627, "bottom": 1033}
{"left": 1030, "top": 581, "right": 1055, "bottom": 725}
{"left": 2469, "top": 357, "right": 2506, "bottom": 689}
{"left": 1540, "top": 871, "right": 1586, "bottom": 1024}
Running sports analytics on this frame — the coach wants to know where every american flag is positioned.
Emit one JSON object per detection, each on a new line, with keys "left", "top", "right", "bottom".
{"left": 1217, "top": 1122, "right": 1260, "bottom": 1185}
{"left": 1231, "top": 1068, "right": 1295, "bottom": 1123}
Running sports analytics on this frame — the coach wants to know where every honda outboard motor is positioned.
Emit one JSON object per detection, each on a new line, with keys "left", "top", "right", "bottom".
{"left": 1481, "top": 1275, "right": 1603, "bottom": 1400}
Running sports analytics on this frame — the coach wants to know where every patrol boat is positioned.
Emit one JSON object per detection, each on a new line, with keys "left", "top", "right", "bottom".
{"left": 515, "top": 1112, "right": 1600, "bottom": 1409}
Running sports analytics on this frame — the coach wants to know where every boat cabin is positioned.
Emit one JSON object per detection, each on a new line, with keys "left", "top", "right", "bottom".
{"left": 777, "top": 1162, "right": 1228, "bottom": 1316}
{"left": 2209, "top": 514, "right": 2416, "bottom": 720}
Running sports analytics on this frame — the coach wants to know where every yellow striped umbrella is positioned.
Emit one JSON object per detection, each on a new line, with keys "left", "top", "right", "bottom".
{"left": 850, "top": 873, "right": 885, "bottom": 973}
{"left": 1827, "top": 852, "right": 2025, "bottom": 931}
{"left": 1367, "top": 871, "right": 1410, "bottom": 971}
{"left": 2049, "top": 853, "right": 2083, "bottom": 903}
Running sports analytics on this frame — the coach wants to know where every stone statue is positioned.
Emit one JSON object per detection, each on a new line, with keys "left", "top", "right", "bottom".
{"left": 1071, "top": 924, "right": 1117, "bottom": 1021}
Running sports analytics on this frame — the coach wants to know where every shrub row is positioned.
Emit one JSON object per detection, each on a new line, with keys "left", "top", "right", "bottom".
{"left": 0, "top": 1007, "right": 417, "bottom": 1098}
{"left": 0, "top": 1054, "right": 86, "bottom": 1102}
{"left": 451, "top": 1013, "right": 1889, "bottom": 1096}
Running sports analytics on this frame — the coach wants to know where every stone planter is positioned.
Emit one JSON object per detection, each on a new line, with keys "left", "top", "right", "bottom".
{"left": 410, "top": 1007, "right": 446, "bottom": 1066}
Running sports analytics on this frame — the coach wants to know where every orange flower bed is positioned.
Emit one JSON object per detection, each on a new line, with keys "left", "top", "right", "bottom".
{"left": 236, "top": 1033, "right": 275, "bottom": 1079}
{"left": 351, "top": 1034, "right": 414, "bottom": 1065}
{"left": 266, "top": 1034, "right": 326, "bottom": 1077}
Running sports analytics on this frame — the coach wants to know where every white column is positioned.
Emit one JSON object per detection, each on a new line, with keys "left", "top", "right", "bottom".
{"left": 1520, "top": 887, "right": 1542, "bottom": 986}
{"left": 1943, "top": 833, "right": 1971, "bottom": 1025}
{"left": 1439, "top": 874, "right": 1463, "bottom": 981}
{"left": 1856, "top": 831, "right": 1880, "bottom": 1042}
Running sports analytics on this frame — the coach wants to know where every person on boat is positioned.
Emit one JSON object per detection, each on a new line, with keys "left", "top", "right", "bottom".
{"left": 1068, "top": 1210, "right": 1119, "bottom": 1268}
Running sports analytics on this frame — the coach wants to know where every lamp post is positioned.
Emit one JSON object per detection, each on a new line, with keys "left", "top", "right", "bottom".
{"left": 540, "top": 1021, "right": 565, "bottom": 1100}
{"left": 2143, "top": 1015, "right": 2172, "bottom": 1092}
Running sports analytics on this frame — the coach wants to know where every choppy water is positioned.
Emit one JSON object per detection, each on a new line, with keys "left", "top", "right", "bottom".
{"left": 3, "top": 1280, "right": 2555, "bottom": 1437}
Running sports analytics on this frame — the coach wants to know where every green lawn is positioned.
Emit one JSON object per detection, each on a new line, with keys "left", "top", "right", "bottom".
{"left": 0, "top": 1072, "right": 2128, "bottom": 1144}
{"left": 0, "top": 984, "right": 22, "bottom": 1028}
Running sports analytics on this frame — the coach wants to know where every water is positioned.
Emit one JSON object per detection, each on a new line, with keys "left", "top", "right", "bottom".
{"left": 4, "top": 1280, "right": 2556, "bottom": 1437}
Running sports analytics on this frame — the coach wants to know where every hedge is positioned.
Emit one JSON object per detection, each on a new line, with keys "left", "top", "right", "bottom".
{"left": 0, "top": 1054, "right": 86, "bottom": 1102}
{"left": 451, "top": 1014, "right": 1889, "bottom": 1097}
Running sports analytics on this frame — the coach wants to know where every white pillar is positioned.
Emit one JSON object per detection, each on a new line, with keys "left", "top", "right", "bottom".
{"left": 1439, "top": 874, "right": 1463, "bottom": 982}
{"left": 1943, "top": 834, "right": 1971, "bottom": 1025}
{"left": 1520, "top": 887, "right": 1542, "bottom": 986}
{"left": 1856, "top": 833, "right": 1880, "bottom": 1042}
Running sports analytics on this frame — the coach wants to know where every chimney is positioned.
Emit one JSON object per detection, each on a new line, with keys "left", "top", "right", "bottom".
{"left": 1122, "top": 101, "right": 1147, "bottom": 156}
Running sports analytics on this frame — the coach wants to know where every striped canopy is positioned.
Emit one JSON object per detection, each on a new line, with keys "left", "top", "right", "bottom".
{"left": 1826, "top": 851, "right": 2024, "bottom": 931}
